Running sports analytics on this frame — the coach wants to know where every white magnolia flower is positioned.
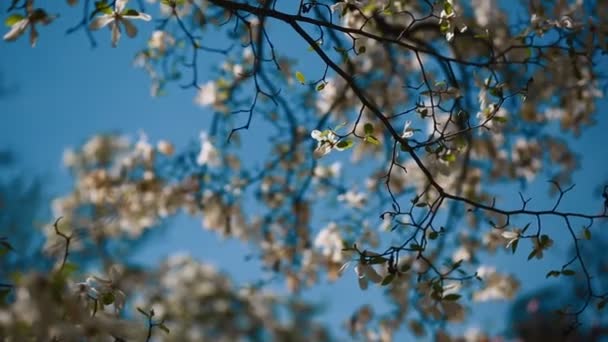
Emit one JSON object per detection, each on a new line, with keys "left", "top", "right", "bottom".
{"left": 337, "top": 190, "right": 367, "bottom": 208}
{"left": 195, "top": 81, "right": 218, "bottom": 107}
{"left": 197, "top": 132, "right": 221, "bottom": 167}
{"left": 156, "top": 140, "right": 174, "bottom": 156}
{"left": 354, "top": 259, "right": 383, "bottom": 290}
{"left": 89, "top": 0, "right": 151, "bottom": 47}
{"left": 500, "top": 229, "right": 520, "bottom": 249}
{"left": 311, "top": 129, "right": 341, "bottom": 158}
{"left": 3, "top": 1, "right": 54, "bottom": 47}
{"left": 82, "top": 265, "right": 127, "bottom": 314}
{"left": 314, "top": 222, "right": 344, "bottom": 263}
{"left": 148, "top": 30, "right": 175, "bottom": 53}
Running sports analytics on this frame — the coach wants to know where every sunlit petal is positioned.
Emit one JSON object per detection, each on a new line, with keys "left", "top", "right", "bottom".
{"left": 89, "top": 15, "right": 115, "bottom": 30}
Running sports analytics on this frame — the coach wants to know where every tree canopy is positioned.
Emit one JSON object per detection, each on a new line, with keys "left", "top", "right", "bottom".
{"left": 2, "top": 0, "right": 608, "bottom": 340}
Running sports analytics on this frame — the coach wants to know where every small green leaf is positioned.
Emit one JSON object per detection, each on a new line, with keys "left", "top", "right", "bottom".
{"left": 363, "top": 123, "right": 374, "bottom": 135}
{"left": 122, "top": 8, "right": 140, "bottom": 16}
{"left": 381, "top": 273, "right": 395, "bottom": 286}
{"left": 527, "top": 249, "right": 537, "bottom": 260}
{"left": 358, "top": 46, "right": 366, "bottom": 54}
{"left": 443, "top": 1, "right": 453, "bottom": 15}
{"left": 400, "top": 264, "right": 411, "bottom": 273}
{"left": 489, "top": 87, "right": 503, "bottom": 98}
{"left": 598, "top": 298, "right": 608, "bottom": 310}
{"left": 5, "top": 14, "right": 24, "bottom": 27}
{"left": 493, "top": 116, "right": 508, "bottom": 123}
{"left": 159, "top": 323, "right": 171, "bottom": 334}
{"left": 95, "top": 1, "right": 113, "bottom": 15}
{"left": 546, "top": 270, "right": 560, "bottom": 278}
{"left": 443, "top": 294, "right": 461, "bottom": 301}
{"left": 583, "top": 228, "right": 591, "bottom": 240}
{"left": 415, "top": 202, "right": 427, "bottom": 208}
{"left": 295, "top": 71, "right": 306, "bottom": 85}
{"left": 441, "top": 153, "right": 456, "bottom": 162}
{"left": 101, "top": 292, "right": 115, "bottom": 305}
{"left": 540, "top": 234, "right": 550, "bottom": 245}
{"left": 60, "top": 262, "right": 79, "bottom": 277}
{"left": 561, "top": 269, "right": 576, "bottom": 276}
{"left": 316, "top": 83, "right": 325, "bottom": 91}
{"left": 428, "top": 231, "right": 439, "bottom": 240}
{"left": 364, "top": 135, "right": 380, "bottom": 145}
{"left": 335, "top": 140, "right": 353, "bottom": 150}
{"left": 369, "top": 256, "right": 389, "bottom": 265}
{"left": 410, "top": 243, "right": 423, "bottom": 251}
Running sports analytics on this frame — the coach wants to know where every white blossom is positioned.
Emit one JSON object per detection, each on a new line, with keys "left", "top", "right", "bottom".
{"left": 89, "top": 0, "right": 151, "bottom": 47}
{"left": 196, "top": 132, "right": 221, "bottom": 167}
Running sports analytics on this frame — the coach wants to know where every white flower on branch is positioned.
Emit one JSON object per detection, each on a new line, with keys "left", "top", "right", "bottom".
{"left": 80, "top": 265, "right": 127, "bottom": 315}
{"left": 89, "top": 0, "right": 151, "bottom": 47}
{"left": 3, "top": 1, "right": 55, "bottom": 47}
{"left": 197, "top": 132, "right": 221, "bottom": 167}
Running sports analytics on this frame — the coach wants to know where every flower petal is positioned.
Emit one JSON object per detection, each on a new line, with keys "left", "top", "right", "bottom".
{"left": 29, "top": 25, "right": 38, "bottom": 47}
{"left": 132, "top": 12, "right": 151, "bottom": 21}
{"left": 111, "top": 21, "right": 121, "bottom": 47}
{"left": 361, "top": 263, "right": 383, "bottom": 283}
{"left": 3, "top": 19, "right": 29, "bottom": 42}
{"left": 89, "top": 15, "right": 114, "bottom": 30}
{"left": 358, "top": 274, "right": 369, "bottom": 290}
{"left": 115, "top": 0, "right": 128, "bottom": 13}
{"left": 120, "top": 18, "right": 138, "bottom": 38}
{"left": 310, "top": 130, "right": 323, "bottom": 140}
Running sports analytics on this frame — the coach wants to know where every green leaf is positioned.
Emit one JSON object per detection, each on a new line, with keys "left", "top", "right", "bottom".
{"left": 335, "top": 140, "right": 353, "bottom": 150}
{"left": 598, "top": 298, "right": 608, "bottom": 310}
{"left": 5, "top": 14, "right": 24, "bottom": 27}
{"left": 546, "top": 270, "right": 560, "bottom": 278}
{"left": 122, "top": 8, "right": 140, "bottom": 16}
{"left": 158, "top": 323, "right": 171, "bottom": 334}
{"left": 443, "top": 294, "right": 461, "bottom": 301}
{"left": 295, "top": 71, "right": 305, "bottom": 85}
{"left": 369, "top": 256, "right": 389, "bottom": 265}
{"left": 400, "top": 264, "right": 411, "bottom": 273}
{"left": 540, "top": 234, "right": 550, "bottom": 246}
{"left": 364, "top": 135, "right": 380, "bottom": 145}
{"left": 415, "top": 202, "right": 427, "bottom": 208}
{"left": 316, "top": 83, "right": 325, "bottom": 91}
{"left": 358, "top": 46, "right": 366, "bottom": 54}
{"left": 443, "top": 1, "right": 453, "bottom": 15}
{"left": 428, "top": 231, "right": 439, "bottom": 240}
{"left": 583, "top": 228, "right": 591, "bottom": 240}
{"left": 60, "top": 262, "right": 79, "bottom": 277}
{"left": 95, "top": 1, "right": 113, "bottom": 15}
{"left": 441, "top": 153, "right": 456, "bottom": 162}
{"left": 101, "top": 292, "right": 115, "bottom": 305}
{"left": 561, "top": 269, "right": 576, "bottom": 276}
{"left": 381, "top": 273, "right": 395, "bottom": 286}
{"left": 489, "top": 87, "right": 503, "bottom": 98}
{"left": 527, "top": 249, "right": 537, "bottom": 260}
{"left": 363, "top": 123, "right": 374, "bottom": 135}
{"left": 410, "top": 243, "right": 423, "bottom": 251}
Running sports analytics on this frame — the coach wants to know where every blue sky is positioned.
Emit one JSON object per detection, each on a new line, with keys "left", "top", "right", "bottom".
{"left": 2, "top": 2, "right": 608, "bottom": 340}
